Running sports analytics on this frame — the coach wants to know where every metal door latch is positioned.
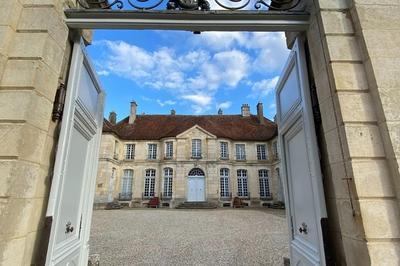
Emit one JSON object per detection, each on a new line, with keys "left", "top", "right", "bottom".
{"left": 299, "top": 222, "right": 308, "bottom": 234}
{"left": 65, "top": 221, "right": 74, "bottom": 234}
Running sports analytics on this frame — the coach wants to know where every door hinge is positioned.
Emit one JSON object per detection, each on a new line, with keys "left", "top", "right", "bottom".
{"left": 52, "top": 82, "right": 67, "bottom": 122}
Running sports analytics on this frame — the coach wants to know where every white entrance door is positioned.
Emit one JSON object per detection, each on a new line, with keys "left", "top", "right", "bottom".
{"left": 187, "top": 176, "right": 205, "bottom": 202}
{"left": 276, "top": 37, "right": 327, "bottom": 265}
{"left": 45, "top": 39, "right": 104, "bottom": 266}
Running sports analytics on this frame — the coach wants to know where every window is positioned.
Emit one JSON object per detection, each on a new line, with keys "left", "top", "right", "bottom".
{"left": 114, "top": 141, "right": 119, "bottom": 159}
{"left": 259, "top": 169, "right": 270, "bottom": 198}
{"left": 273, "top": 141, "right": 278, "bottom": 158}
{"left": 236, "top": 144, "right": 246, "bottom": 160}
{"left": 220, "top": 168, "right": 230, "bottom": 198}
{"left": 148, "top": 144, "right": 157, "bottom": 160}
{"left": 257, "top": 144, "right": 267, "bottom": 160}
{"left": 165, "top": 141, "right": 173, "bottom": 159}
{"left": 237, "top": 169, "right": 248, "bottom": 197}
{"left": 163, "top": 168, "right": 173, "bottom": 198}
{"left": 121, "top": 169, "right": 133, "bottom": 199}
{"left": 192, "top": 139, "right": 202, "bottom": 158}
{"left": 125, "top": 144, "right": 135, "bottom": 160}
{"left": 220, "top": 142, "right": 228, "bottom": 159}
{"left": 144, "top": 169, "right": 156, "bottom": 198}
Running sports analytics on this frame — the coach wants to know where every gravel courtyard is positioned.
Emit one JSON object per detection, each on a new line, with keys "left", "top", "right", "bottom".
{"left": 89, "top": 208, "right": 289, "bottom": 266}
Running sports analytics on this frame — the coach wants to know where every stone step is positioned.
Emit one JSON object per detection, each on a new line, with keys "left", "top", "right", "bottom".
{"left": 175, "top": 201, "right": 217, "bottom": 209}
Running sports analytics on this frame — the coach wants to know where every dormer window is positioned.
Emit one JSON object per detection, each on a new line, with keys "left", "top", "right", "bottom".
{"left": 192, "top": 139, "right": 202, "bottom": 158}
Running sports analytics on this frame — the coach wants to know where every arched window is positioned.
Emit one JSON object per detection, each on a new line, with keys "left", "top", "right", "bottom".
{"left": 121, "top": 169, "right": 133, "bottom": 200}
{"left": 188, "top": 168, "right": 205, "bottom": 176}
{"left": 144, "top": 169, "right": 156, "bottom": 198}
{"left": 237, "top": 169, "right": 248, "bottom": 197}
{"left": 163, "top": 168, "right": 173, "bottom": 198}
{"left": 259, "top": 169, "right": 270, "bottom": 198}
{"left": 220, "top": 168, "right": 230, "bottom": 198}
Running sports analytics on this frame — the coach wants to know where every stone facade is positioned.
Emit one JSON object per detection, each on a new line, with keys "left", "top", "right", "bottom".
{"left": 95, "top": 105, "right": 282, "bottom": 208}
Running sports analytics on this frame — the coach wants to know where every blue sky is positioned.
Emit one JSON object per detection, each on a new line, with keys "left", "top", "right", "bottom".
{"left": 87, "top": 30, "right": 289, "bottom": 121}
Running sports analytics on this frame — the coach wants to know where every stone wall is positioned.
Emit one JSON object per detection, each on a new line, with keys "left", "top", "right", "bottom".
{"left": 0, "top": 0, "right": 71, "bottom": 264}
{"left": 304, "top": 0, "right": 400, "bottom": 264}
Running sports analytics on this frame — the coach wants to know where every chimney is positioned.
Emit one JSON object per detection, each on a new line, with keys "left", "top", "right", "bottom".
{"left": 257, "top": 102, "right": 264, "bottom": 124}
{"left": 171, "top": 109, "right": 176, "bottom": 115}
{"left": 129, "top": 101, "right": 137, "bottom": 124}
{"left": 109, "top": 111, "right": 117, "bottom": 124}
{"left": 241, "top": 104, "right": 250, "bottom": 117}
{"left": 218, "top": 108, "right": 223, "bottom": 115}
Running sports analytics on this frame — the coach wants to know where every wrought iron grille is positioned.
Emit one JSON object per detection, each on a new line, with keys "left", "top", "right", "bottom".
{"left": 77, "top": 0, "right": 301, "bottom": 11}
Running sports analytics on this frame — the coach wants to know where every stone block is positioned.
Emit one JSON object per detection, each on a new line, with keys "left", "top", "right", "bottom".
{"left": 0, "top": 160, "right": 44, "bottom": 199}
{"left": 325, "top": 36, "right": 362, "bottom": 62}
{"left": 342, "top": 124, "right": 385, "bottom": 158}
{"left": 336, "top": 92, "right": 377, "bottom": 123}
{"left": 40, "top": 134, "right": 57, "bottom": 167}
{"left": 351, "top": 159, "right": 395, "bottom": 198}
{"left": 336, "top": 199, "right": 365, "bottom": 240}
{"left": 320, "top": 10, "right": 354, "bottom": 34}
{"left": 9, "top": 32, "right": 64, "bottom": 73}
{"left": 0, "top": 26, "right": 14, "bottom": 57}
{"left": 318, "top": 0, "right": 351, "bottom": 9}
{"left": 0, "top": 236, "right": 26, "bottom": 266}
{"left": 341, "top": 236, "right": 370, "bottom": 266}
{"left": 331, "top": 62, "right": 369, "bottom": 91}
{"left": 366, "top": 57, "right": 400, "bottom": 89}
{"left": 359, "top": 199, "right": 400, "bottom": 239}
{"left": 354, "top": 5, "right": 400, "bottom": 31}
{"left": 0, "top": 0, "right": 23, "bottom": 29}
{"left": 0, "top": 90, "right": 53, "bottom": 131}
{"left": 314, "top": 64, "right": 332, "bottom": 103}
{"left": 0, "top": 198, "right": 34, "bottom": 239}
{"left": 319, "top": 97, "right": 337, "bottom": 133}
{"left": 324, "top": 128, "right": 344, "bottom": 164}
{"left": 327, "top": 162, "right": 351, "bottom": 199}
{"left": 368, "top": 242, "right": 400, "bottom": 266}
{"left": 17, "top": 7, "right": 68, "bottom": 47}
{"left": 361, "top": 30, "right": 400, "bottom": 59}
{"left": 375, "top": 88, "right": 400, "bottom": 122}
{"left": 1, "top": 59, "right": 59, "bottom": 101}
{"left": 385, "top": 122, "right": 400, "bottom": 157}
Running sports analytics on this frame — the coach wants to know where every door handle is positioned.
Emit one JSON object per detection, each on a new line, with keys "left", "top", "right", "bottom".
{"left": 65, "top": 221, "right": 74, "bottom": 234}
{"left": 298, "top": 222, "right": 308, "bottom": 235}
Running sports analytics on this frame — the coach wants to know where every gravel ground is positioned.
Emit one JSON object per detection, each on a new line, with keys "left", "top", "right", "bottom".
{"left": 89, "top": 208, "right": 289, "bottom": 266}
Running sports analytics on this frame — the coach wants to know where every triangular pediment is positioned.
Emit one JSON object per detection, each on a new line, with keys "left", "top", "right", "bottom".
{"left": 176, "top": 124, "right": 216, "bottom": 139}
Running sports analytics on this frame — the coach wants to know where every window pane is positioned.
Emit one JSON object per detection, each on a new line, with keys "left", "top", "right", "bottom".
{"left": 237, "top": 169, "right": 248, "bottom": 197}
{"left": 148, "top": 144, "right": 157, "bottom": 159}
{"left": 236, "top": 144, "right": 246, "bottom": 160}
{"left": 144, "top": 169, "right": 156, "bottom": 198}
{"left": 165, "top": 141, "right": 173, "bottom": 158}
{"left": 220, "top": 168, "right": 230, "bottom": 198}
{"left": 259, "top": 169, "right": 270, "bottom": 198}
{"left": 125, "top": 144, "right": 135, "bottom": 160}
{"left": 220, "top": 142, "right": 228, "bottom": 159}
{"left": 192, "top": 139, "right": 201, "bottom": 158}
{"left": 257, "top": 144, "right": 267, "bottom": 160}
{"left": 121, "top": 169, "right": 133, "bottom": 195}
{"left": 163, "top": 168, "right": 173, "bottom": 198}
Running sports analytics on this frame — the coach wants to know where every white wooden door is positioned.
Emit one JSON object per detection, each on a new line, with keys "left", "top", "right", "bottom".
{"left": 45, "top": 39, "right": 104, "bottom": 266}
{"left": 276, "top": 37, "right": 327, "bottom": 265}
{"left": 187, "top": 176, "right": 205, "bottom": 202}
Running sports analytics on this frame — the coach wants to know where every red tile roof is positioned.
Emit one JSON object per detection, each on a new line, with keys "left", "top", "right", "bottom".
{"left": 103, "top": 115, "right": 277, "bottom": 141}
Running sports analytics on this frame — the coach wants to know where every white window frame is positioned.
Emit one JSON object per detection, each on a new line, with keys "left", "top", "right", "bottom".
{"left": 121, "top": 169, "right": 133, "bottom": 197}
{"left": 237, "top": 169, "right": 248, "bottom": 198}
{"left": 125, "top": 143, "right": 135, "bottom": 160}
{"left": 259, "top": 169, "right": 271, "bottom": 198}
{"left": 192, "top": 139, "right": 202, "bottom": 158}
{"left": 220, "top": 168, "right": 230, "bottom": 198}
{"left": 235, "top": 144, "right": 246, "bottom": 160}
{"left": 165, "top": 141, "right": 173, "bottom": 159}
{"left": 220, "top": 141, "right": 228, "bottom": 159}
{"left": 147, "top": 143, "right": 157, "bottom": 160}
{"left": 163, "top": 168, "right": 173, "bottom": 198}
{"left": 144, "top": 169, "right": 156, "bottom": 198}
{"left": 256, "top": 144, "right": 267, "bottom": 160}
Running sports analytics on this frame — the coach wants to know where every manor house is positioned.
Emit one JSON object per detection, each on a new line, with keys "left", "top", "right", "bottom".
{"left": 95, "top": 102, "right": 282, "bottom": 208}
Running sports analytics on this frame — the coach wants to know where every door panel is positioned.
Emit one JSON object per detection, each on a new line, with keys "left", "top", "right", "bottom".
{"left": 46, "top": 39, "right": 104, "bottom": 266}
{"left": 276, "top": 37, "right": 327, "bottom": 265}
{"left": 187, "top": 176, "right": 205, "bottom": 202}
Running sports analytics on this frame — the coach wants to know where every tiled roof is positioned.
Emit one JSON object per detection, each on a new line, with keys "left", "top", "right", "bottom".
{"left": 103, "top": 115, "right": 277, "bottom": 141}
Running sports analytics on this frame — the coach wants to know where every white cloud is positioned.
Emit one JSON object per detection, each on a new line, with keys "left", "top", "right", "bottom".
{"left": 217, "top": 101, "right": 232, "bottom": 110}
{"left": 249, "top": 76, "right": 280, "bottom": 99}
{"left": 97, "top": 70, "right": 110, "bottom": 76}
{"left": 156, "top": 99, "right": 176, "bottom": 107}
{"left": 181, "top": 94, "right": 213, "bottom": 114}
